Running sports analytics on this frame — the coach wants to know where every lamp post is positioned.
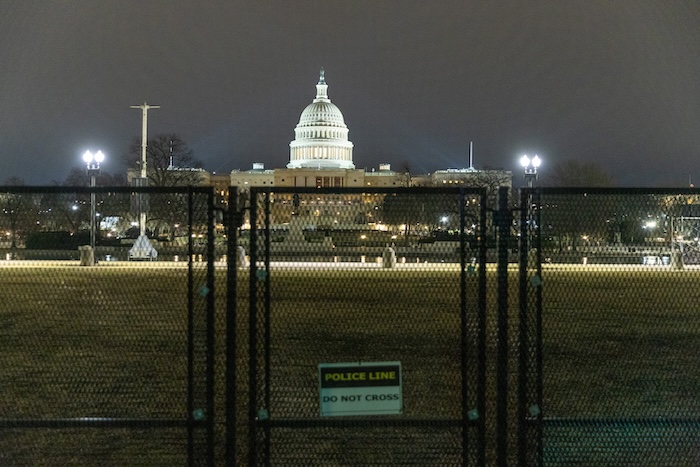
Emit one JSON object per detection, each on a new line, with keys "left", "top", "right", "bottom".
{"left": 519, "top": 154, "right": 541, "bottom": 189}
{"left": 520, "top": 154, "right": 541, "bottom": 249}
{"left": 83, "top": 150, "right": 104, "bottom": 260}
{"left": 128, "top": 102, "right": 159, "bottom": 260}
{"left": 130, "top": 102, "right": 159, "bottom": 237}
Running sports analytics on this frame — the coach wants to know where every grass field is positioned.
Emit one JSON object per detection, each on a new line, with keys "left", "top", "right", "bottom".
{"left": 0, "top": 263, "right": 216, "bottom": 466}
{"left": 1, "top": 262, "right": 699, "bottom": 465}
{"left": 541, "top": 267, "right": 700, "bottom": 466}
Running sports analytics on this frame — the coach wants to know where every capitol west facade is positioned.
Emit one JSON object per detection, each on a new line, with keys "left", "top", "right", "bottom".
{"left": 230, "top": 69, "right": 408, "bottom": 191}
{"left": 229, "top": 69, "right": 512, "bottom": 192}
{"left": 128, "top": 69, "right": 512, "bottom": 195}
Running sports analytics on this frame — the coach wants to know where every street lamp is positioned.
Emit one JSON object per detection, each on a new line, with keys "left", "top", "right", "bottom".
{"left": 129, "top": 102, "right": 159, "bottom": 260}
{"left": 520, "top": 154, "right": 541, "bottom": 251}
{"left": 520, "top": 154, "right": 541, "bottom": 188}
{"left": 83, "top": 150, "right": 104, "bottom": 261}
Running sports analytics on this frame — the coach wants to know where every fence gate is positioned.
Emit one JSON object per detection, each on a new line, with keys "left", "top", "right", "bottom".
{"left": 519, "top": 187, "right": 700, "bottom": 466}
{"left": 239, "top": 187, "right": 488, "bottom": 465}
{"left": 0, "top": 186, "right": 216, "bottom": 466}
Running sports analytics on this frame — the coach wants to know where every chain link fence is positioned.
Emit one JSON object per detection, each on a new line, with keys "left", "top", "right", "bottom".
{"left": 5, "top": 184, "right": 699, "bottom": 465}
{"left": 234, "top": 187, "right": 488, "bottom": 465}
{"left": 522, "top": 188, "right": 700, "bottom": 466}
{"left": 0, "top": 186, "right": 216, "bottom": 466}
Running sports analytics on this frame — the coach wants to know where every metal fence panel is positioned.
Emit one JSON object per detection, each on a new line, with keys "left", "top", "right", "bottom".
{"left": 241, "top": 187, "right": 487, "bottom": 466}
{"left": 521, "top": 188, "right": 700, "bottom": 466}
{"left": 0, "top": 186, "right": 216, "bottom": 466}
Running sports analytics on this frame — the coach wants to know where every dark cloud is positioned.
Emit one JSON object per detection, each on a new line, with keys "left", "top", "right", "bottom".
{"left": 1, "top": 1, "right": 698, "bottom": 185}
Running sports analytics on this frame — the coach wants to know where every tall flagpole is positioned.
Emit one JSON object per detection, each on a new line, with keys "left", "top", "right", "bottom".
{"left": 469, "top": 141, "right": 474, "bottom": 169}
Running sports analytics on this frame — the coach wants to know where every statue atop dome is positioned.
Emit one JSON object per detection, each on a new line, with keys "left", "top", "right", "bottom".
{"left": 314, "top": 67, "right": 329, "bottom": 102}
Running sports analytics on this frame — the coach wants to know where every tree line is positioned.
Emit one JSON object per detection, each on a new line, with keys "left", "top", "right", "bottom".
{"left": 0, "top": 134, "right": 202, "bottom": 248}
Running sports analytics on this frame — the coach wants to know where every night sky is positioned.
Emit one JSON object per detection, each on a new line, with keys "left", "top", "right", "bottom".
{"left": 1, "top": 1, "right": 698, "bottom": 186}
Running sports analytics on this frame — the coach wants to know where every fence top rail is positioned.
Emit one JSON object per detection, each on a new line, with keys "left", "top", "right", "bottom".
{"left": 0, "top": 185, "right": 215, "bottom": 195}
{"left": 543, "top": 417, "right": 700, "bottom": 427}
{"left": 521, "top": 187, "right": 700, "bottom": 196}
{"left": 248, "top": 186, "right": 487, "bottom": 196}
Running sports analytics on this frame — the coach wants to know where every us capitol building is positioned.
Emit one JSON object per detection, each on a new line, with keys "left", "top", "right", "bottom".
{"left": 226, "top": 69, "right": 511, "bottom": 192}
{"left": 142, "top": 69, "right": 511, "bottom": 202}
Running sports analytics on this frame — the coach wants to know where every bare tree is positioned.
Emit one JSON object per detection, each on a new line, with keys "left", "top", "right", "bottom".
{"left": 397, "top": 160, "right": 412, "bottom": 187}
{"left": 126, "top": 133, "right": 204, "bottom": 187}
{"left": 125, "top": 134, "right": 208, "bottom": 239}
{"left": 61, "top": 167, "right": 126, "bottom": 187}
{"left": 0, "top": 177, "right": 30, "bottom": 248}
{"left": 50, "top": 168, "right": 131, "bottom": 237}
{"left": 541, "top": 159, "right": 614, "bottom": 187}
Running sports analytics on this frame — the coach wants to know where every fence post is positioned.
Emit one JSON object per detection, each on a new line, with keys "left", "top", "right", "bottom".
{"left": 248, "top": 191, "right": 259, "bottom": 464}
{"left": 496, "top": 186, "right": 511, "bottom": 467}
{"left": 205, "top": 187, "right": 216, "bottom": 467}
{"left": 225, "top": 189, "right": 239, "bottom": 466}
{"left": 517, "top": 187, "right": 543, "bottom": 466}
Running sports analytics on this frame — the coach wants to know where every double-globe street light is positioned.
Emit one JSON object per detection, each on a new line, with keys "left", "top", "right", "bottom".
{"left": 520, "top": 154, "right": 542, "bottom": 251}
{"left": 519, "top": 154, "right": 541, "bottom": 188}
{"left": 83, "top": 150, "right": 105, "bottom": 261}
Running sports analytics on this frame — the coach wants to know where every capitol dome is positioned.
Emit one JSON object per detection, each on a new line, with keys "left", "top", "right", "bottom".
{"left": 288, "top": 69, "right": 354, "bottom": 169}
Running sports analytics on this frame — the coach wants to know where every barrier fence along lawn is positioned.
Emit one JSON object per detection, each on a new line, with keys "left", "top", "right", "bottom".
{"left": 1, "top": 186, "right": 700, "bottom": 465}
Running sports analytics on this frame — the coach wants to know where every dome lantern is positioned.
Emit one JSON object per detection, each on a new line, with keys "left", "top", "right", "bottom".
{"left": 315, "top": 68, "right": 329, "bottom": 102}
